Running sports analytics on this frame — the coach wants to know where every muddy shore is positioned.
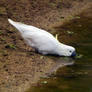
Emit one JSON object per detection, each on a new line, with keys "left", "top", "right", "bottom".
{"left": 0, "top": 0, "right": 92, "bottom": 92}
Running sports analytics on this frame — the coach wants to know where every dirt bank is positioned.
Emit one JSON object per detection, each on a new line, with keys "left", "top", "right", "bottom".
{"left": 0, "top": 0, "right": 92, "bottom": 92}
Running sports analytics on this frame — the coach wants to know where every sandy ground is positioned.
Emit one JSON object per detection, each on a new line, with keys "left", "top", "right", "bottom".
{"left": 0, "top": 0, "right": 92, "bottom": 92}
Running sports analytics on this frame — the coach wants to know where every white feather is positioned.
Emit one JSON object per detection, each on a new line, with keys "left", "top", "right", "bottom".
{"left": 8, "top": 19, "right": 76, "bottom": 56}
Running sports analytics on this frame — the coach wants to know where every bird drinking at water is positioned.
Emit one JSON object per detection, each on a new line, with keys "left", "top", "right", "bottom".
{"left": 8, "top": 19, "right": 76, "bottom": 57}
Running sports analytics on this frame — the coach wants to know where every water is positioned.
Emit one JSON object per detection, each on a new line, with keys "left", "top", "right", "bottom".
{"left": 26, "top": 14, "right": 92, "bottom": 92}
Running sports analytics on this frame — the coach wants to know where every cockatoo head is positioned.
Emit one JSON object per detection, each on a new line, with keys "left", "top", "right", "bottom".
{"left": 57, "top": 43, "right": 76, "bottom": 57}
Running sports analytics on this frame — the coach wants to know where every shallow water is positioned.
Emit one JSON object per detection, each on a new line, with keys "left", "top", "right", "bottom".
{"left": 26, "top": 13, "right": 92, "bottom": 92}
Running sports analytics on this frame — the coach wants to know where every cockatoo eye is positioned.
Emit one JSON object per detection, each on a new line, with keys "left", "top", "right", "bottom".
{"left": 69, "top": 50, "right": 72, "bottom": 53}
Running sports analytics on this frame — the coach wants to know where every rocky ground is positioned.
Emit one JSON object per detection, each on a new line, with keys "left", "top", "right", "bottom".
{"left": 0, "top": 0, "right": 92, "bottom": 92}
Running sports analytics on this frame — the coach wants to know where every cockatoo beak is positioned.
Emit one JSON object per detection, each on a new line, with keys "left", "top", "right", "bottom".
{"left": 71, "top": 51, "right": 76, "bottom": 57}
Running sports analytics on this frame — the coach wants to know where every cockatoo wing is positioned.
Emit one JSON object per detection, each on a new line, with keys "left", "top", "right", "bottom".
{"left": 23, "top": 28, "right": 60, "bottom": 54}
{"left": 8, "top": 19, "right": 59, "bottom": 54}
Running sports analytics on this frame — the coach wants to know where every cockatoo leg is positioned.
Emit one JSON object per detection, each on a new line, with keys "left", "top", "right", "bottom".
{"left": 35, "top": 48, "right": 39, "bottom": 53}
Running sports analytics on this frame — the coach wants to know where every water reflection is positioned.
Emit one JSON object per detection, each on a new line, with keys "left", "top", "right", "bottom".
{"left": 47, "top": 57, "right": 74, "bottom": 75}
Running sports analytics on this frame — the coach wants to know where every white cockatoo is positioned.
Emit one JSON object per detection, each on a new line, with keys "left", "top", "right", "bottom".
{"left": 8, "top": 19, "right": 76, "bottom": 57}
